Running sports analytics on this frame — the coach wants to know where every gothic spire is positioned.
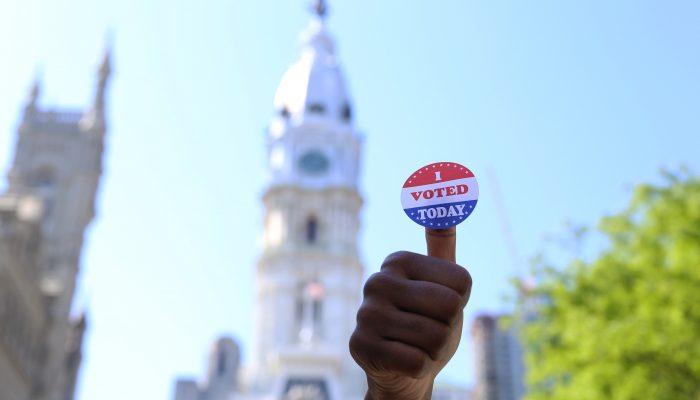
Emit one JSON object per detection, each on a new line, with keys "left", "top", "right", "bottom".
{"left": 81, "top": 44, "right": 112, "bottom": 132}
{"left": 94, "top": 46, "right": 112, "bottom": 111}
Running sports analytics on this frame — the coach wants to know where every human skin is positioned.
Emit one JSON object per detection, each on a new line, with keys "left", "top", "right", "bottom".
{"left": 349, "top": 227, "right": 472, "bottom": 400}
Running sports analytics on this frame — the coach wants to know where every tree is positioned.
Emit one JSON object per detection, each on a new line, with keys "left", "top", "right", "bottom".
{"left": 523, "top": 171, "right": 700, "bottom": 400}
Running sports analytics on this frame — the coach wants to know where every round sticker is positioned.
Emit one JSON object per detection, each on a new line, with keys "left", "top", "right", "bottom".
{"left": 401, "top": 162, "right": 479, "bottom": 228}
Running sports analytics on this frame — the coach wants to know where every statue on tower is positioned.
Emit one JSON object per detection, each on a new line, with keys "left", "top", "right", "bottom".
{"left": 312, "top": 0, "right": 327, "bottom": 19}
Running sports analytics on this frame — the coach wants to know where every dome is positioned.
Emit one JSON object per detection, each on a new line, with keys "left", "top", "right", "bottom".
{"left": 273, "top": 18, "right": 353, "bottom": 124}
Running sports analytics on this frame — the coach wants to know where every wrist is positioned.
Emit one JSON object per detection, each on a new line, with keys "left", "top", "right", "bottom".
{"left": 365, "top": 379, "right": 434, "bottom": 400}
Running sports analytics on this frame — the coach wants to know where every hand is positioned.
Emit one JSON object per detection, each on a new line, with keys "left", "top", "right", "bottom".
{"left": 349, "top": 227, "right": 472, "bottom": 400}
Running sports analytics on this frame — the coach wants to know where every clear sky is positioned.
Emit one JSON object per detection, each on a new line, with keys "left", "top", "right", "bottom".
{"left": 1, "top": 1, "right": 699, "bottom": 399}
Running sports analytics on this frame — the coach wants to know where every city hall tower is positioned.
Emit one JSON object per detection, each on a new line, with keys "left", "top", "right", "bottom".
{"left": 250, "top": 2, "right": 367, "bottom": 399}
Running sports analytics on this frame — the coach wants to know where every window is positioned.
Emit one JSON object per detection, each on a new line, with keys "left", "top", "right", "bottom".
{"left": 306, "top": 216, "right": 318, "bottom": 244}
{"left": 341, "top": 103, "right": 352, "bottom": 121}
{"left": 296, "top": 280, "right": 325, "bottom": 343}
{"left": 32, "top": 167, "right": 55, "bottom": 219}
{"left": 217, "top": 350, "right": 226, "bottom": 376}
{"left": 307, "top": 280, "right": 324, "bottom": 324}
{"left": 295, "top": 281, "right": 305, "bottom": 323}
{"left": 313, "top": 295, "right": 322, "bottom": 323}
{"left": 279, "top": 106, "right": 290, "bottom": 118}
{"left": 307, "top": 103, "right": 325, "bottom": 114}
{"left": 34, "top": 171, "right": 54, "bottom": 189}
{"left": 32, "top": 166, "right": 55, "bottom": 191}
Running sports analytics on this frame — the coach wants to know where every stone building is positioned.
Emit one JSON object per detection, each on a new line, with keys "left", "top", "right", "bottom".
{"left": 0, "top": 50, "right": 111, "bottom": 400}
{"left": 432, "top": 383, "right": 473, "bottom": 400}
{"left": 174, "top": 338, "right": 241, "bottom": 400}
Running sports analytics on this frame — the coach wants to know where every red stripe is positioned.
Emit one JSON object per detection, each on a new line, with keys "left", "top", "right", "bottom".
{"left": 402, "top": 162, "right": 475, "bottom": 188}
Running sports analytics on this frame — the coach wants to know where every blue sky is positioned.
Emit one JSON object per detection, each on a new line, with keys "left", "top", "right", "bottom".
{"left": 1, "top": 1, "right": 699, "bottom": 399}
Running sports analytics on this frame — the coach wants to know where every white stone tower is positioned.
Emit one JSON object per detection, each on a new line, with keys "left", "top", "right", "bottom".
{"left": 4, "top": 49, "right": 111, "bottom": 400}
{"left": 250, "top": 1, "right": 366, "bottom": 398}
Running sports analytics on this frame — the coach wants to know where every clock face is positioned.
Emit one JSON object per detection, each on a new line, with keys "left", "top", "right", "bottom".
{"left": 298, "top": 150, "right": 330, "bottom": 175}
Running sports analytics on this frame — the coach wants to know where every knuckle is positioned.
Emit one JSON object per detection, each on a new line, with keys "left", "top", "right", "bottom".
{"left": 398, "top": 317, "right": 450, "bottom": 363}
{"left": 400, "top": 352, "right": 429, "bottom": 378}
{"left": 381, "top": 251, "right": 414, "bottom": 271}
{"left": 348, "top": 330, "right": 365, "bottom": 353}
{"left": 451, "top": 265, "right": 472, "bottom": 295}
{"left": 363, "top": 272, "right": 392, "bottom": 297}
{"left": 425, "top": 325, "right": 450, "bottom": 358}
{"left": 431, "top": 321, "right": 451, "bottom": 343}
{"left": 349, "top": 331, "right": 372, "bottom": 365}
{"left": 355, "top": 302, "right": 385, "bottom": 327}
{"left": 440, "top": 290, "right": 463, "bottom": 318}
{"left": 348, "top": 332, "right": 360, "bottom": 354}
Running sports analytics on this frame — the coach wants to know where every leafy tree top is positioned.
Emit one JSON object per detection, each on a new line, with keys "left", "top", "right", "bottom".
{"left": 524, "top": 171, "right": 700, "bottom": 400}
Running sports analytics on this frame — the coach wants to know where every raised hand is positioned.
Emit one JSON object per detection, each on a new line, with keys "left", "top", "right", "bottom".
{"left": 349, "top": 227, "right": 472, "bottom": 400}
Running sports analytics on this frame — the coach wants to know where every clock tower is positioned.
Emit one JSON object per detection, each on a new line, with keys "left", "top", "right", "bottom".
{"left": 250, "top": 1, "right": 366, "bottom": 399}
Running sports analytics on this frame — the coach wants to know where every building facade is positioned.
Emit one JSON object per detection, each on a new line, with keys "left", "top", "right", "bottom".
{"left": 432, "top": 383, "right": 473, "bottom": 400}
{"left": 0, "top": 51, "right": 111, "bottom": 400}
{"left": 471, "top": 314, "right": 525, "bottom": 400}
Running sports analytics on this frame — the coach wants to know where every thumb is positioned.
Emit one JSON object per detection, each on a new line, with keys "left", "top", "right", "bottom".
{"left": 425, "top": 227, "right": 456, "bottom": 263}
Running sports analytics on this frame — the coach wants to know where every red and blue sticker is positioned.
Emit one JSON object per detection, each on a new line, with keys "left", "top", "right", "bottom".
{"left": 401, "top": 162, "right": 478, "bottom": 228}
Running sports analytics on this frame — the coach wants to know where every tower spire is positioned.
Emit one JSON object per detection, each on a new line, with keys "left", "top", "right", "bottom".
{"left": 29, "top": 78, "right": 40, "bottom": 106}
{"left": 312, "top": 0, "right": 327, "bottom": 19}
{"left": 22, "top": 73, "right": 42, "bottom": 122}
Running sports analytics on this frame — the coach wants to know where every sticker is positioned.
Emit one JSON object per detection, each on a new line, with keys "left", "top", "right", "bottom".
{"left": 401, "top": 162, "right": 478, "bottom": 228}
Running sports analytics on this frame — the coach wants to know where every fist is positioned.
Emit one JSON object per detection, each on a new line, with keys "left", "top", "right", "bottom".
{"left": 349, "top": 229, "right": 472, "bottom": 400}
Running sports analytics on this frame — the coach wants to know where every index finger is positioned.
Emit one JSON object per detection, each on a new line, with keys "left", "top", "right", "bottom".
{"left": 426, "top": 227, "right": 456, "bottom": 263}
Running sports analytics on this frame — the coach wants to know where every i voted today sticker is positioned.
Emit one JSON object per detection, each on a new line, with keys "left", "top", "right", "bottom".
{"left": 401, "top": 162, "right": 479, "bottom": 228}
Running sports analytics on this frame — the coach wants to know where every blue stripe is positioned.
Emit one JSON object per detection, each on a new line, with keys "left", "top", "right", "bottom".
{"left": 403, "top": 200, "right": 478, "bottom": 228}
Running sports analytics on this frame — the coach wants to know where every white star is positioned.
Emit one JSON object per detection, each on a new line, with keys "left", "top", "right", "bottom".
{"left": 430, "top": 223, "right": 434, "bottom": 226}
{"left": 409, "top": 181, "right": 412, "bottom": 184}
{"left": 452, "top": 220, "right": 456, "bottom": 223}
{"left": 411, "top": 212, "right": 415, "bottom": 216}
{"left": 470, "top": 205, "right": 473, "bottom": 209}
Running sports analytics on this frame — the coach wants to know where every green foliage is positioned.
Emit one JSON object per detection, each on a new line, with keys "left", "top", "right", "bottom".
{"left": 523, "top": 172, "right": 700, "bottom": 400}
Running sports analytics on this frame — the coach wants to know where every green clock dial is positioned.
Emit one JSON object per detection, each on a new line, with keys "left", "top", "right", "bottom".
{"left": 298, "top": 150, "right": 330, "bottom": 175}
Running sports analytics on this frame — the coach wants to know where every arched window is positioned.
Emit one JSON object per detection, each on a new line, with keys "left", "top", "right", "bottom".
{"left": 279, "top": 106, "right": 290, "bottom": 118}
{"left": 313, "top": 294, "right": 322, "bottom": 323}
{"left": 306, "top": 216, "right": 318, "bottom": 244}
{"left": 296, "top": 280, "right": 325, "bottom": 343}
{"left": 32, "top": 167, "right": 56, "bottom": 219}
{"left": 33, "top": 167, "right": 55, "bottom": 190}
{"left": 217, "top": 350, "right": 226, "bottom": 376}
{"left": 295, "top": 281, "right": 305, "bottom": 323}
{"left": 341, "top": 103, "right": 352, "bottom": 122}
